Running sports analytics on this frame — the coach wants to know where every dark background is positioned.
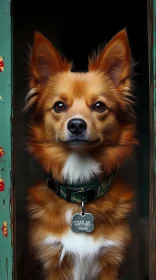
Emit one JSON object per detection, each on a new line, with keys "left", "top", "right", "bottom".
{"left": 12, "top": 0, "right": 149, "bottom": 279}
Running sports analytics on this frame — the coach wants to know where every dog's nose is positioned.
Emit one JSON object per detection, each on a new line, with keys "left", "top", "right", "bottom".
{"left": 67, "top": 119, "right": 87, "bottom": 135}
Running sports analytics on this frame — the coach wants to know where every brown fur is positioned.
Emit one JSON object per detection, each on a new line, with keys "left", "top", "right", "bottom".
{"left": 26, "top": 29, "right": 137, "bottom": 279}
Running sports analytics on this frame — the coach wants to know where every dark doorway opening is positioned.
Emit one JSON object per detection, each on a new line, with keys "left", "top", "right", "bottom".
{"left": 13, "top": 0, "right": 149, "bottom": 279}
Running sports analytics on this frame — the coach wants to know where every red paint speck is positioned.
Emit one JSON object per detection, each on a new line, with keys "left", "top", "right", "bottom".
{"left": 0, "top": 179, "right": 5, "bottom": 191}
{"left": 0, "top": 147, "right": 5, "bottom": 157}
{"left": 0, "top": 57, "right": 4, "bottom": 72}
{"left": 2, "top": 222, "right": 8, "bottom": 237}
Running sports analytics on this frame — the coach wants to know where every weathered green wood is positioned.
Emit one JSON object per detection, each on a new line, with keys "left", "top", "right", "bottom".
{"left": 148, "top": 0, "right": 156, "bottom": 279}
{"left": 0, "top": 0, "right": 13, "bottom": 280}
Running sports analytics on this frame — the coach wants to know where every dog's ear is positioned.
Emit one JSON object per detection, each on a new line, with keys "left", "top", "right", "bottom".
{"left": 89, "top": 29, "right": 132, "bottom": 87}
{"left": 29, "top": 32, "right": 71, "bottom": 87}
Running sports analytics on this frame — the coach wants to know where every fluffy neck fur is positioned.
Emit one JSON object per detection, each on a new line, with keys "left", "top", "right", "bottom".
{"left": 62, "top": 152, "right": 101, "bottom": 184}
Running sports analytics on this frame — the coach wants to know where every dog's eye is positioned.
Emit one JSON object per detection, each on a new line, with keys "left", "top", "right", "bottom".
{"left": 92, "top": 102, "right": 106, "bottom": 113}
{"left": 53, "top": 101, "right": 66, "bottom": 113}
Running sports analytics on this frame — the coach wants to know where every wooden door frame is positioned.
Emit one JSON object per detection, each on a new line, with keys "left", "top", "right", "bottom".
{"left": 0, "top": 0, "right": 155, "bottom": 279}
{"left": 148, "top": 0, "right": 156, "bottom": 279}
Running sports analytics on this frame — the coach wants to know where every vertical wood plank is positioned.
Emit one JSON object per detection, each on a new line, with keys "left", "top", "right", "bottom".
{"left": 0, "top": 0, "right": 13, "bottom": 279}
{"left": 148, "top": 0, "right": 156, "bottom": 279}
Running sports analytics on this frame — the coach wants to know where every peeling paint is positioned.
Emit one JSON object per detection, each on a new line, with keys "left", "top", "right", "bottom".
{"left": 6, "top": 258, "right": 8, "bottom": 280}
{"left": 0, "top": 95, "right": 4, "bottom": 102}
{"left": 3, "top": 199, "right": 5, "bottom": 208}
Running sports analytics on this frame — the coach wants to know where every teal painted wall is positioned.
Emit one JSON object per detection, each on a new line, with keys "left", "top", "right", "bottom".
{"left": 0, "top": 0, "right": 13, "bottom": 279}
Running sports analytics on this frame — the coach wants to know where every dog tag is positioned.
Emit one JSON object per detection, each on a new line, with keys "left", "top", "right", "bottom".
{"left": 71, "top": 212, "right": 94, "bottom": 233}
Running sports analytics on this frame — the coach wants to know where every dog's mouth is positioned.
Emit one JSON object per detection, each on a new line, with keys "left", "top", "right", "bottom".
{"left": 58, "top": 138, "right": 100, "bottom": 147}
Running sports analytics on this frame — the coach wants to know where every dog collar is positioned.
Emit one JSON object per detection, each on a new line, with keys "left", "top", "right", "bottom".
{"left": 46, "top": 172, "right": 115, "bottom": 204}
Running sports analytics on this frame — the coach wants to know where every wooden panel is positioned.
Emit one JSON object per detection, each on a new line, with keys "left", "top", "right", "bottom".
{"left": 148, "top": 0, "right": 156, "bottom": 279}
{"left": 0, "top": 0, "right": 13, "bottom": 279}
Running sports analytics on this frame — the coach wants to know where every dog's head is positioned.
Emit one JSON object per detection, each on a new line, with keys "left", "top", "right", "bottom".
{"left": 26, "top": 30, "right": 137, "bottom": 179}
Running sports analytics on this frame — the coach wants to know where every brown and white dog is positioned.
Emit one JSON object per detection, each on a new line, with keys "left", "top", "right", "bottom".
{"left": 26, "top": 29, "right": 137, "bottom": 280}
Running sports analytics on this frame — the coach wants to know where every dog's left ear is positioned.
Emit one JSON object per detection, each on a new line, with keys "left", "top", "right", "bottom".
{"left": 89, "top": 29, "right": 132, "bottom": 87}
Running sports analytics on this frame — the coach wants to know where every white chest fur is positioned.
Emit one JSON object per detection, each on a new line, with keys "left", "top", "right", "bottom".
{"left": 43, "top": 209, "right": 118, "bottom": 279}
{"left": 62, "top": 152, "right": 101, "bottom": 184}
{"left": 44, "top": 231, "right": 117, "bottom": 279}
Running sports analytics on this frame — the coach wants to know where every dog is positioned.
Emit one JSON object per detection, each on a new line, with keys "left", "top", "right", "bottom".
{"left": 25, "top": 29, "right": 137, "bottom": 280}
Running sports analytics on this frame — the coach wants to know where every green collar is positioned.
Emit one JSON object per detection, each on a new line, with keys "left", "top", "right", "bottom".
{"left": 46, "top": 172, "right": 115, "bottom": 204}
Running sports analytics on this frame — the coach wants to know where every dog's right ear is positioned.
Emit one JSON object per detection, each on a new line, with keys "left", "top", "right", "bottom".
{"left": 29, "top": 32, "right": 70, "bottom": 88}
{"left": 25, "top": 32, "right": 71, "bottom": 110}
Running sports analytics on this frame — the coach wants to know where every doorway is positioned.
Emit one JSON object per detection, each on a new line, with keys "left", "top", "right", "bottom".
{"left": 12, "top": 0, "right": 149, "bottom": 279}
